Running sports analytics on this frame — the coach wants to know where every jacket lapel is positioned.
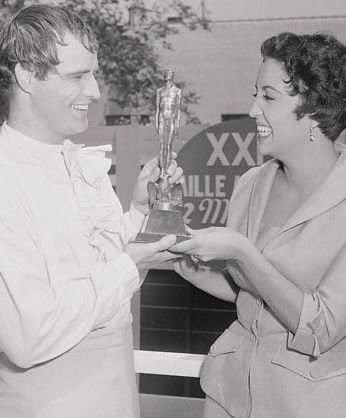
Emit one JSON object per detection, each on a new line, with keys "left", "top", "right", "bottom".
{"left": 247, "top": 159, "right": 279, "bottom": 243}
{"left": 246, "top": 146, "right": 346, "bottom": 248}
{"left": 280, "top": 149, "right": 346, "bottom": 234}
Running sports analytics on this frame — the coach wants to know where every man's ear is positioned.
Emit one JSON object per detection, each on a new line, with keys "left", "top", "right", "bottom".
{"left": 14, "top": 63, "right": 33, "bottom": 94}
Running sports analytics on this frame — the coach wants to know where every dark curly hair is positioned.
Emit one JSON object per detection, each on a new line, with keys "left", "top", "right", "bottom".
{"left": 0, "top": 4, "right": 98, "bottom": 123}
{"left": 261, "top": 32, "right": 346, "bottom": 142}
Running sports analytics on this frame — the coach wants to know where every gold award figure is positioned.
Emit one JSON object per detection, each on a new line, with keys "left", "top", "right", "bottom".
{"left": 136, "top": 69, "right": 188, "bottom": 243}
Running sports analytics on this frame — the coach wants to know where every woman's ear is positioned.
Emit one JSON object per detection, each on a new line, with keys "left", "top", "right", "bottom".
{"left": 14, "top": 63, "right": 33, "bottom": 94}
{"left": 310, "top": 119, "right": 319, "bottom": 129}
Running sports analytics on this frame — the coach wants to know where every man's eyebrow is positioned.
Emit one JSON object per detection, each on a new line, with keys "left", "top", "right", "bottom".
{"left": 64, "top": 69, "right": 91, "bottom": 76}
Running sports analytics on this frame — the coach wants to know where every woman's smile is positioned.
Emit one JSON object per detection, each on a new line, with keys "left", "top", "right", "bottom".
{"left": 256, "top": 124, "right": 273, "bottom": 140}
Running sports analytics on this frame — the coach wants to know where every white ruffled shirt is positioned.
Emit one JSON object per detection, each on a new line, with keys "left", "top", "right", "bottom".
{"left": 0, "top": 122, "right": 145, "bottom": 368}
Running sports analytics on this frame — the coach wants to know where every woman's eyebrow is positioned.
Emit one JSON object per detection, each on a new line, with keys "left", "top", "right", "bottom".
{"left": 261, "top": 85, "right": 282, "bottom": 94}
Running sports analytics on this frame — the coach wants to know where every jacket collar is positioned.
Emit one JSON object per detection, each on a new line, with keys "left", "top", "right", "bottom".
{"left": 247, "top": 159, "right": 278, "bottom": 243}
{"left": 248, "top": 144, "right": 346, "bottom": 243}
{"left": 0, "top": 122, "right": 63, "bottom": 166}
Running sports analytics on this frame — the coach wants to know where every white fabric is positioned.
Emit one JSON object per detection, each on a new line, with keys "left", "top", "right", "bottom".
{"left": 0, "top": 122, "right": 144, "bottom": 417}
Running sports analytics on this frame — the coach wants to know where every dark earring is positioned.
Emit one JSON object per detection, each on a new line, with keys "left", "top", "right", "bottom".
{"left": 309, "top": 126, "right": 315, "bottom": 142}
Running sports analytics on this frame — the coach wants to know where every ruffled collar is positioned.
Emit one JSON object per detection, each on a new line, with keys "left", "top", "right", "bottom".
{"left": 62, "top": 140, "right": 112, "bottom": 188}
{"left": 0, "top": 123, "right": 113, "bottom": 188}
{"left": 0, "top": 122, "right": 118, "bottom": 260}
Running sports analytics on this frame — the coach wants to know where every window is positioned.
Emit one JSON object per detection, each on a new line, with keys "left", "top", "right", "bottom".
{"left": 221, "top": 113, "right": 248, "bottom": 122}
{"left": 105, "top": 114, "right": 153, "bottom": 126}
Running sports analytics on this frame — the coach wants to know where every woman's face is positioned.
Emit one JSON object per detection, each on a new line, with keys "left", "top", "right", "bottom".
{"left": 249, "top": 58, "right": 310, "bottom": 160}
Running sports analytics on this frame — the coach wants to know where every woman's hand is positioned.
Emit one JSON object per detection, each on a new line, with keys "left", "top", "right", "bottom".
{"left": 172, "top": 254, "right": 239, "bottom": 303}
{"left": 170, "top": 226, "right": 249, "bottom": 262}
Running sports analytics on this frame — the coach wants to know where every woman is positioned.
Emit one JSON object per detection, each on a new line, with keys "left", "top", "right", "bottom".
{"left": 171, "top": 32, "right": 346, "bottom": 418}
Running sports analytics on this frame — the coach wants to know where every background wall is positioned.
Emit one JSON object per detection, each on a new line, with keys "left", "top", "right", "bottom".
{"left": 158, "top": 17, "right": 346, "bottom": 125}
{"left": 185, "top": 0, "right": 346, "bottom": 21}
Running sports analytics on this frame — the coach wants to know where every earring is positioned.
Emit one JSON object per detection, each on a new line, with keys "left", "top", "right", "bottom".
{"left": 309, "top": 126, "right": 315, "bottom": 142}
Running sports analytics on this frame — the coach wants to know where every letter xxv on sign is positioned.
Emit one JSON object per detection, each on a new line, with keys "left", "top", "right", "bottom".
{"left": 177, "top": 117, "right": 260, "bottom": 228}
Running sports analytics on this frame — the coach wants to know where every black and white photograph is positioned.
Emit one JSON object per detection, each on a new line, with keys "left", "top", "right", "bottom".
{"left": 0, "top": 0, "right": 345, "bottom": 417}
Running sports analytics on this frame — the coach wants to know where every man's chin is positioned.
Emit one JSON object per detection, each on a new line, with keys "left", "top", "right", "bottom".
{"left": 70, "top": 120, "right": 89, "bottom": 136}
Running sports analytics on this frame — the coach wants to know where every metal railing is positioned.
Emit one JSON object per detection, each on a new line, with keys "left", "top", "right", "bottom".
{"left": 135, "top": 350, "right": 205, "bottom": 418}
{"left": 134, "top": 350, "right": 204, "bottom": 377}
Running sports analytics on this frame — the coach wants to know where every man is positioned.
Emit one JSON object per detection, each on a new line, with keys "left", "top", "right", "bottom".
{"left": 0, "top": 4, "right": 180, "bottom": 418}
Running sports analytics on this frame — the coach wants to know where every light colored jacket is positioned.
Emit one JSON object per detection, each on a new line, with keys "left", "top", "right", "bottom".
{"left": 201, "top": 147, "right": 346, "bottom": 418}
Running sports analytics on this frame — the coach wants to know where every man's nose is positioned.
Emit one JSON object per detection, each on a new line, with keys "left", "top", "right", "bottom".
{"left": 84, "top": 74, "right": 101, "bottom": 101}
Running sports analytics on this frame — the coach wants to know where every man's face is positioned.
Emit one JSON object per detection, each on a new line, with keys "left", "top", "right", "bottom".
{"left": 29, "top": 32, "right": 100, "bottom": 142}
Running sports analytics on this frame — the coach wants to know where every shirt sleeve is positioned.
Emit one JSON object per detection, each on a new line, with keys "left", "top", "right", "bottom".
{"left": 121, "top": 202, "right": 146, "bottom": 241}
{"left": 288, "top": 246, "right": 346, "bottom": 357}
{"left": 0, "top": 182, "right": 140, "bottom": 369}
{"left": 95, "top": 180, "right": 145, "bottom": 253}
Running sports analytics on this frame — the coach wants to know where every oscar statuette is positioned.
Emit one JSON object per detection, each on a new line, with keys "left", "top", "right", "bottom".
{"left": 136, "top": 69, "right": 189, "bottom": 243}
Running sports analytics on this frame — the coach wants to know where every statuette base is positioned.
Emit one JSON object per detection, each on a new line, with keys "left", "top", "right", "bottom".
{"left": 135, "top": 208, "right": 190, "bottom": 243}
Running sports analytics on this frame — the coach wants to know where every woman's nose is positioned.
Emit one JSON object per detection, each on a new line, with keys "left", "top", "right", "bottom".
{"left": 248, "top": 100, "right": 262, "bottom": 118}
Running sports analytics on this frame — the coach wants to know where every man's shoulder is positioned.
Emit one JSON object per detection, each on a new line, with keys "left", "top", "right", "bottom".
{"left": 0, "top": 142, "right": 13, "bottom": 171}
{"left": 0, "top": 124, "right": 10, "bottom": 162}
{"left": 0, "top": 129, "right": 17, "bottom": 190}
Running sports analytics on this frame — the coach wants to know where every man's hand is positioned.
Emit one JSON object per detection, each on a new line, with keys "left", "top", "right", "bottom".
{"left": 132, "top": 153, "right": 183, "bottom": 214}
{"left": 125, "top": 234, "right": 181, "bottom": 270}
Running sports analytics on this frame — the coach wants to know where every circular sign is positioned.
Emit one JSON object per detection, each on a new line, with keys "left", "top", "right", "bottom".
{"left": 177, "top": 117, "right": 260, "bottom": 229}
